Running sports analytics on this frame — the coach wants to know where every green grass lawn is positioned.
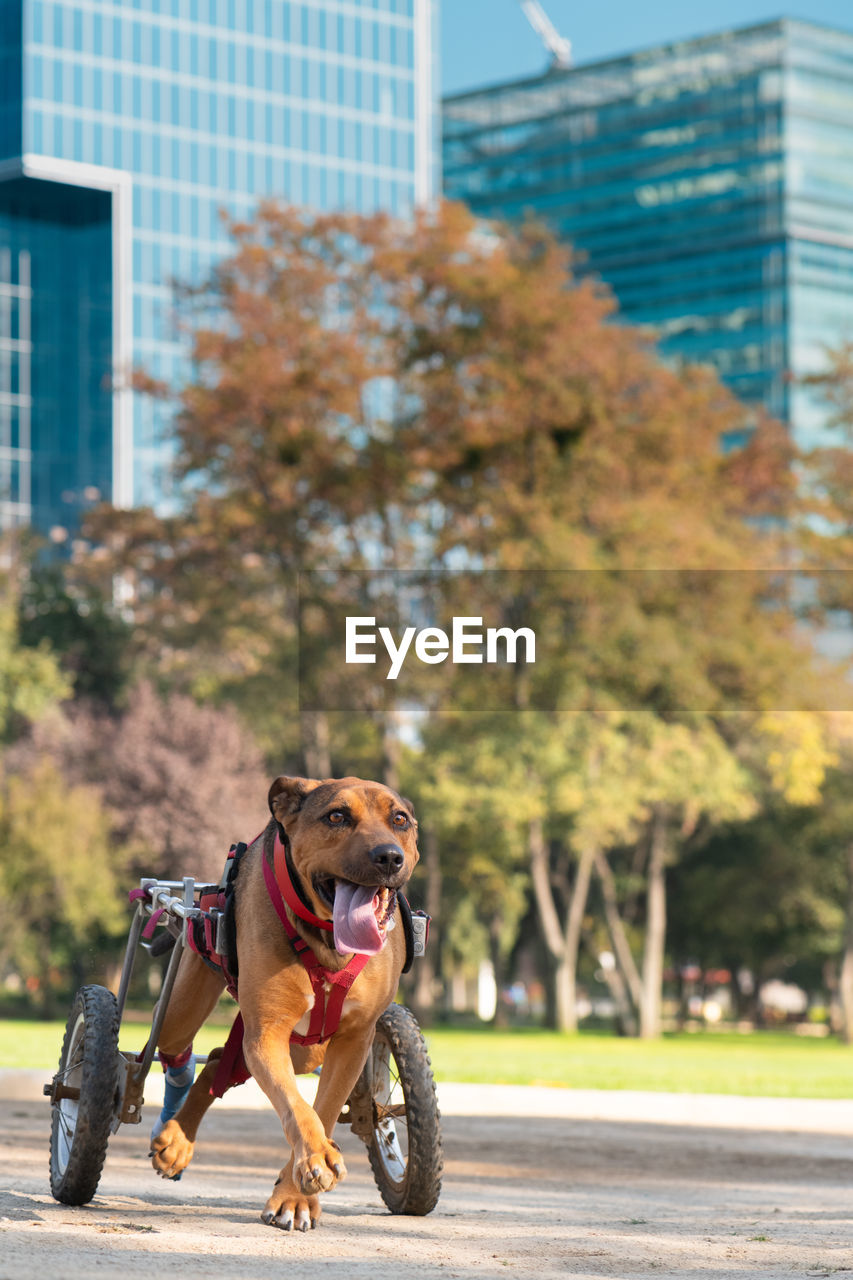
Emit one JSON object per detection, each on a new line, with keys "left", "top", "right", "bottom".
{"left": 0, "top": 1017, "right": 236, "bottom": 1072}
{"left": 422, "top": 1027, "right": 853, "bottom": 1099}
{"left": 3, "top": 1017, "right": 852, "bottom": 1099}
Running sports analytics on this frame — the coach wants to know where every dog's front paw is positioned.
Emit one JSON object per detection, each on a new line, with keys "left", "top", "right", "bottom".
{"left": 262, "top": 1176, "right": 321, "bottom": 1232}
{"left": 294, "top": 1137, "right": 346, "bottom": 1195}
{"left": 150, "top": 1118, "right": 194, "bottom": 1179}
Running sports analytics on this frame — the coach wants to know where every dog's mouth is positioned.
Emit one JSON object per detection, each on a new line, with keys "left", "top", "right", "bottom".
{"left": 313, "top": 877, "right": 397, "bottom": 955}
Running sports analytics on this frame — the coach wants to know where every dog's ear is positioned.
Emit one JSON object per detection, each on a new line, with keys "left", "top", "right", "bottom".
{"left": 268, "top": 776, "right": 322, "bottom": 823}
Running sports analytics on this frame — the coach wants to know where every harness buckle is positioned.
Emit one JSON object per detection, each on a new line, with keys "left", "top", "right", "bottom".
{"left": 410, "top": 912, "right": 430, "bottom": 957}
{"left": 211, "top": 909, "right": 227, "bottom": 956}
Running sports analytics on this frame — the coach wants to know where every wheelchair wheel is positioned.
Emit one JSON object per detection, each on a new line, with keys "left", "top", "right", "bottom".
{"left": 362, "top": 1003, "right": 442, "bottom": 1215}
{"left": 48, "top": 984, "right": 121, "bottom": 1205}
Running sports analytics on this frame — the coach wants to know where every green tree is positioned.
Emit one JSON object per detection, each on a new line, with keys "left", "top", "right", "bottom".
{"left": 18, "top": 562, "right": 130, "bottom": 709}
{"left": 0, "top": 756, "right": 123, "bottom": 1013}
{"left": 0, "top": 586, "right": 70, "bottom": 742}
{"left": 403, "top": 723, "right": 531, "bottom": 1025}
{"left": 669, "top": 797, "right": 845, "bottom": 1026}
{"left": 792, "top": 344, "right": 853, "bottom": 1038}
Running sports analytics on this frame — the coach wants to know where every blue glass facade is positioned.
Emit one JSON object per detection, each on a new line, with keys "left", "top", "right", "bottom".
{"left": 0, "top": 4, "right": 23, "bottom": 162}
{"left": 443, "top": 20, "right": 853, "bottom": 451}
{"left": 0, "top": 178, "right": 112, "bottom": 531}
{"left": 0, "top": 0, "right": 435, "bottom": 533}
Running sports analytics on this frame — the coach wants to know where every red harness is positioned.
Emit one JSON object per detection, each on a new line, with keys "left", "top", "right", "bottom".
{"left": 208, "top": 832, "right": 373, "bottom": 1098}
{"left": 263, "top": 833, "right": 371, "bottom": 1045}
{"left": 186, "top": 878, "right": 239, "bottom": 999}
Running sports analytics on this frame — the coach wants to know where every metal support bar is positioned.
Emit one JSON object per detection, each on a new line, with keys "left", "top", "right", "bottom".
{"left": 130, "top": 929, "right": 187, "bottom": 1085}
{"left": 110, "top": 876, "right": 221, "bottom": 1131}
{"left": 182, "top": 877, "right": 194, "bottom": 946}
{"left": 115, "top": 903, "right": 145, "bottom": 1022}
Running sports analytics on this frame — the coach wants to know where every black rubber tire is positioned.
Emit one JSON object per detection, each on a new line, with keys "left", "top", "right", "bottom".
{"left": 48, "top": 984, "right": 121, "bottom": 1205}
{"left": 363, "top": 1002, "right": 443, "bottom": 1215}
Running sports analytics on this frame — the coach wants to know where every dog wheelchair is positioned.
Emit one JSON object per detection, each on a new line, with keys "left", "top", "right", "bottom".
{"left": 45, "top": 873, "right": 443, "bottom": 1217}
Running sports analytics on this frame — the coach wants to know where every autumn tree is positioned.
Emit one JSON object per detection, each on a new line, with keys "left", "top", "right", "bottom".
{"left": 14, "top": 682, "right": 271, "bottom": 884}
{"left": 69, "top": 201, "right": 841, "bottom": 1034}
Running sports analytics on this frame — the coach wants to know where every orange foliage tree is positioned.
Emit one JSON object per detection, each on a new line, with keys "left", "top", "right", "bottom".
{"left": 75, "top": 201, "right": 840, "bottom": 1033}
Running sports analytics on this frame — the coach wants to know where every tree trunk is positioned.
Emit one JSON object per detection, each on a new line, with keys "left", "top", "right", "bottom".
{"left": 528, "top": 818, "right": 595, "bottom": 1032}
{"left": 594, "top": 848, "right": 643, "bottom": 1019}
{"left": 838, "top": 843, "right": 853, "bottom": 1044}
{"left": 729, "top": 961, "right": 752, "bottom": 1025}
{"left": 560, "top": 843, "right": 596, "bottom": 1033}
{"left": 640, "top": 808, "right": 668, "bottom": 1039}
{"left": 489, "top": 920, "right": 510, "bottom": 1027}
{"left": 381, "top": 704, "right": 402, "bottom": 793}
{"left": 552, "top": 953, "right": 574, "bottom": 1033}
{"left": 581, "top": 927, "right": 638, "bottom": 1036}
{"left": 529, "top": 816, "right": 568, "bottom": 1029}
{"left": 301, "top": 709, "right": 331, "bottom": 778}
{"left": 606, "top": 958, "right": 639, "bottom": 1037}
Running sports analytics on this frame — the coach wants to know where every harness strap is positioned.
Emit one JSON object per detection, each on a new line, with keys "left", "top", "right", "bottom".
{"left": 273, "top": 830, "right": 334, "bottom": 932}
{"left": 210, "top": 1012, "right": 252, "bottom": 1099}
{"left": 141, "top": 906, "right": 166, "bottom": 939}
{"left": 263, "top": 852, "right": 370, "bottom": 1045}
{"left": 181, "top": 842, "right": 250, "bottom": 1000}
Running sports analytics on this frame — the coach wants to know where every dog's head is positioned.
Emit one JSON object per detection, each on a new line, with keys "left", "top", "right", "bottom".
{"left": 268, "top": 775, "right": 419, "bottom": 952}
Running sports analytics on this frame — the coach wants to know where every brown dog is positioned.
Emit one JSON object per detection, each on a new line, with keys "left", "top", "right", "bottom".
{"left": 149, "top": 775, "right": 419, "bottom": 1230}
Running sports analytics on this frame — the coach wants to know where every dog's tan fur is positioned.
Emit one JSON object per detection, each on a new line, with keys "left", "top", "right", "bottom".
{"left": 150, "top": 775, "right": 419, "bottom": 1229}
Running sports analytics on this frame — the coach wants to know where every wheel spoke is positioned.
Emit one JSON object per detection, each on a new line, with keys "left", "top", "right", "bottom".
{"left": 55, "top": 1054, "right": 84, "bottom": 1083}
{"left": 369, "top": 1033, "right": 409, "bottom": 1188}
{"left": 364, "top": 1006, "right": 442, "bottom": 1216}
{"left": 375, "top": 1102, "right": 407, "bottom": 1121}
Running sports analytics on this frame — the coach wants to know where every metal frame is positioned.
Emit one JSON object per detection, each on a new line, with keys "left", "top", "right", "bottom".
{"left": 111, "top": 876, "right": 219, "bottom": 1129}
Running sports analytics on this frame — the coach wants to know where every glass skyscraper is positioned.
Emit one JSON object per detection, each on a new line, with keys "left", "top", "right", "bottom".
{"left": 443, "top": 19, "right": 853, "bottom": 451}
{"left": 0, "top": 0, "right": 436, "bottom": 534}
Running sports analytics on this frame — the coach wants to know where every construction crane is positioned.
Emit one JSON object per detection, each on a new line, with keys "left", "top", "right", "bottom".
{"left": 518, "top": 0, "right": 572, "bottom": 68}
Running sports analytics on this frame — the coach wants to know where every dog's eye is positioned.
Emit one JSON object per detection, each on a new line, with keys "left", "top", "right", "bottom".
{"left": 392, "top": 811, "right": 409, "bottom": 828}
{"left": 326, "top": 810, "right": 346, "bottom": 826}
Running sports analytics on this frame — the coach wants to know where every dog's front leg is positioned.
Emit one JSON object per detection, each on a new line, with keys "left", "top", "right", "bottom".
{"left": 245, "top": 1021, "right": 344, "bottom": 1189}
{"left": 257, "top": 1022, "right": 375, "bottom": 1231}
{"left": 309, "top": 1023, "right": 376, "bottom": 1137}
{"left": 240, "top": 991, "right": 346, "bottom": 1230}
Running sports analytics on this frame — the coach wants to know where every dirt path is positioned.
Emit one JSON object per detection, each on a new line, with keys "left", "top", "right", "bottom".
{"left": 1, "top": 1094, "right": 852, "bottom": 1280}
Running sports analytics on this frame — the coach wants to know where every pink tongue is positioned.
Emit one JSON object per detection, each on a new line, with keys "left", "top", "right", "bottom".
{"left": 333, "top": 881, "right": 383, "bottom": 955}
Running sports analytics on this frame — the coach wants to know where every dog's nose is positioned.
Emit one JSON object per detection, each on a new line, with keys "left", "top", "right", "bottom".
{"left": 369, "top": 843, "right": 405, "bottom": 875}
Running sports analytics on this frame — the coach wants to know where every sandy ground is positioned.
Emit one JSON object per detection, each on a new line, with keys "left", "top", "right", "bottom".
{"left": 1, "top": 1082, "right": 852, "bottom": 1280}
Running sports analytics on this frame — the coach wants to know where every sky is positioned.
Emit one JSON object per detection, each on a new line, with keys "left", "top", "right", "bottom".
{"left": 440, "top": 0, "right": 853, "bottom": 96}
